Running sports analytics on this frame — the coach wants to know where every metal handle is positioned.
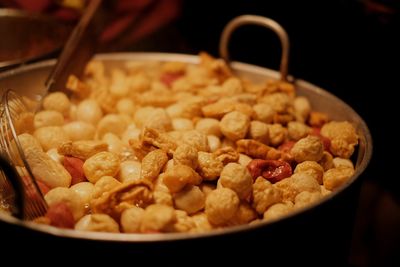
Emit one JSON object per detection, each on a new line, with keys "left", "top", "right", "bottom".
{"left": 0, "top": 154, "right": 23, "bottom": 219}
{"left": 45, "top": 0, "right": 103, "bottom": 94}
{"left": 219, "top": 15, "right": 290, "bottom": 81}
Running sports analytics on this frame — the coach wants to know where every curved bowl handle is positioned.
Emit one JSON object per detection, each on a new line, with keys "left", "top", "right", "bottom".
{"left": 219, "top": 15, "right": 290, "bottom": 81}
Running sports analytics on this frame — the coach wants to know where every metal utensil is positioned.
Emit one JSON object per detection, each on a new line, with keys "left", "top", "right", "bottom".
{"left": 0, "top": 0, "right": 103, "bottom": 220}
{"left": 45, "top": 0, "right": 103, "bottom": 95}
{"left": 0, "top": 90, "right": 46, "bottom": 220}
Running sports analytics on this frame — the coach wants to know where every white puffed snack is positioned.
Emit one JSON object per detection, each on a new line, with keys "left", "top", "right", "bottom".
{"left": 120, "top": 207, "right": 145, "bottom": 233}
{"left": 172, "top": 118, "right": 194, "bottom": 131}
{"left": 76, "top": 99, "right": 103, "bottom": 125}
{"left": 253, "top": 103, "right": 274, "bottom": 123}
{"left": 332, "top": 157, "right": 354, "bottom": 169}
{"left": 205, "top": 187, "right": 240, "bottom": 226}
{"left": 220, "top": 111, "right": 250, "bottom": 141}
{"left": 63, "top": 121, "right": 95, "bottom": 141}
{"left": 34, "top": 110, "right": 64, "bottom": 129}
{"left": 207, "top": 135, "right": 221, "bottom": 152}
{"left": 83, "top": 151, "right": 120, "bottom": 183}
{"left": 291, "top": 135, "right": 324, "bottom": 163}
{"left": 230, "top": 202, "right": 257, "bottom": 225}
{"left": 42, "top": 92, "right": 71, "bottom": 115}
{"left": 195, "top": 118, "right": 221, "bottom": 137}
{"left": 140, "top": 204, "right": 177, "bottom": 233}
{"left": 75, "top": 214, "right": 119, "bottom": 233}
{"left": 110, "top": 69, "right": 129, "bottom": 98}
{"left": 170, "top": 210, "right": 196, "bottom": 233}
{"left": 163, "top": 164, "right": 202, "bottom": 193}
{"left": 196, "top": 151, "right": 223, "bottom": 181}
{"left": 140, "top": 149, "right": 168, "bottom": 181}
{"left": 260, "top": 92, "right": 292, "bottom": 113}
{"left": 116, "top": 98, "right": 135, "bottom": 116}
{"left": 275, "top": 172, "right": 321, "bottom": 202}
{"left": 173, "top": 185, "right": 205, "bottom": 215}
{"left": 323, "top": 166, "right": 355, "bottom": 191}
{"left": 134, "top": 106, "right": 156, "bottom": 127}
{"left": 293, "top": 96, "right": 311, "bottom": 122}
{"left": 294, "top": 191, "right": 323, "bottom": 209}
{"left": 118, "top": 160, "right": 141, "bottom": 183}
{"left": 294, "top": 161, "right": 324, "bottom": 184}
{"left": 70, "top": 182, "right": 95, "bottom": 207}
{"left": 268, "top": 123, "right": 287, "bottom": 146}
{"left": 238, "top": 153, "right": 252, "bottom": 167}
{"left": 182, "top": 130, "right": 210, "bottom": 152}
{"left": 252, "top": 177, "right": 283, "bottom": 214}
{"left": 173, "top": 143, "right": 198, "bottom": 169}
{"left": 191, "top": 213, "right": 213, "bottom": 232}
{"left": 263, "top": 202, "right": 294, "bottom": 221}
{"left": 121, "top": 124, "right": 141, "bottom": 144}
{"left": 102, "top": 133, "right": 125, "bottom": 155}
{"left": 45, "top": 187, "right": 85, "bottom": 220}
{"left": 46, "top": 148, "right": 64, "bottom": 163}
{"left": 96, "top": 114, "right": 128, "bottom": 138}
{"left": 321, "top": 121, "right": 358, "bottom": 159}
{"left": 34, "top": 126, "right": 69, "bottom": 151}
{"left": 249, "top": 121, "right": 269, "bottom": 144}
{"left": 287, "top": 121, "right": 311, "bottom": 141}
{"left": 219, "top": 163, "right": 253, "bottom": 200}
{"left": 143, "top": 108, "right": 172, "bottom": 132}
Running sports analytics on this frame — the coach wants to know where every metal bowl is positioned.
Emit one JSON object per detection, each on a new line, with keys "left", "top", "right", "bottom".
{"left": 0, "top": 15, "right": 372, "bottom": 265}
{"left": 0, "top": 52, "right": 372, "bottom": 264}
{"left": 0, "top": 8, "right": 70, "bottom": 71}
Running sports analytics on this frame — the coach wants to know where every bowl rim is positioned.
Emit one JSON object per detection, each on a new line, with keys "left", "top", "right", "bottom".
{"left": 0, "top": 52, "right": 373, "bottom": 242}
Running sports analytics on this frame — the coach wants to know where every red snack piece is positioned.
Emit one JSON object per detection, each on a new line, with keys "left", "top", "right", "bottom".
{"left": 46, "top": 202, "right": 75, "bottom": 229}
{"left": 247, "top": 159, "right": 292, "bottom": 183}
{"left": 160, "top": 72, "right": 184, "bottom": 87}
{"left": 63, "top": 156, "right": 86, "bottom": 185}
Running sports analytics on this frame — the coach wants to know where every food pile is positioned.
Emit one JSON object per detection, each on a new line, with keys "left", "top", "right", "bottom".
{"left": 9, "top": 53, "right": 359, "bottom": 233}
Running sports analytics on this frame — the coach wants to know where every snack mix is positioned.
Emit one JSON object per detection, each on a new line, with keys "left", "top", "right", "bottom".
{"left": 4, "top": 53, "right": 359, "bottom": 234}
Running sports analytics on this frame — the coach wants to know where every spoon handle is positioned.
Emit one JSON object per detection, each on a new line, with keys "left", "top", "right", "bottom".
{"left": 45, "top": 0, "right": 103, "bottom": 94}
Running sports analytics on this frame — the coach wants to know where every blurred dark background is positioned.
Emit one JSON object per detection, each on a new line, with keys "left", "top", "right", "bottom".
{"left": 1, "top": 0, "right": 399, "bottom": 266}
